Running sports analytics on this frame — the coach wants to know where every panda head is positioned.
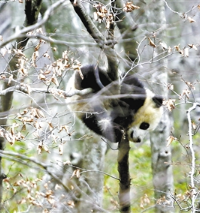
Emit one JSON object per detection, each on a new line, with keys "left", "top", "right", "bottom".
{"left": 127, "top": 89, "right": 163, "bottom": 143}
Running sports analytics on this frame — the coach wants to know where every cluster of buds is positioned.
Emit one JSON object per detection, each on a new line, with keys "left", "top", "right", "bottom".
{"left": 123, "top": 2, "right": 140, "bottom": 12}
{"left": 163, "top": 99, "right": 176, "bottom": 111}
{"left": 38, "top": 50, "right": 81, "bottom": 86}
{"left": 93, "top": 4, "right": 114, "bottom": 29}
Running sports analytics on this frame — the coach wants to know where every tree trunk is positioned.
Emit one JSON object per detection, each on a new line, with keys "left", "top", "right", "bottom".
{"left": 76, "top": 137, "right": 107, "bottom": 212}
{"left": 148, "top": 0, "right": 174, "bottom": 212}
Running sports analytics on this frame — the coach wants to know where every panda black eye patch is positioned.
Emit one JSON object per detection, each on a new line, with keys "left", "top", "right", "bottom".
{"left": 139, "top": 122, "right": 150, "bottom": 130}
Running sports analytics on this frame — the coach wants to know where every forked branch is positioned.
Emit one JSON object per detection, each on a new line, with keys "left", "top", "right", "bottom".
{"left": 70, "top": 0, "right": 118, "bottom": 81}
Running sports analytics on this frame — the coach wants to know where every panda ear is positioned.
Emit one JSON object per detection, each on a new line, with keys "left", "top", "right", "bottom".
{"left": 152, "top": 96, "right": 163, "bottom": 108}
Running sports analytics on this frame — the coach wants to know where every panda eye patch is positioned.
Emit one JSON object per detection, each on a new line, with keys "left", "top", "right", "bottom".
{"left": 140, "top": 122, "right": 150, "bottom": 130}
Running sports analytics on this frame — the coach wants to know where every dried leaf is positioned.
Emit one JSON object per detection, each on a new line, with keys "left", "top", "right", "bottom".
{"left": 148, "top": 38, "right": 156, "bottom": 48}
{"left": 16, "top": 132, "right": 24, "bottom": 141}
{"left": 21, "top": 124, "right": 26, "bottom": 131}
{"left": 34, "top": 121, "right": 42, "bottom": 129}
{"left": 160, "top": 42, "right": 168, "bottom": 50}
{"left": 51, "top": 76, "right": 59, "bottom": 86}
{"left": 179, "top": 89, "right": 191, "bottom": 100}
{"left": 106, "top": 20, "right": 110, "bottom": 29}
{"left": 176, "top": 193, "right": 186, "bottom": 202}
{"left": 43, "top": 52, "right": 51, "bottom": 59}
{"left": 94, "top": 12, "right": 98, "bottom": 21}
{"left": 175, "top": 45, "right": 184, "bottom": 55}
{"left": 37, "top": 142, "right": 43, "bottom": 155}
{"left": 48, "top": 122, "right": 54, "bottom": 131}
{"left": 163, "top": 99, "right": 176, "bottom": 111}
{"left": 183, "top": 47, "right": 189, "bottom": 57}
{"left": 5, "top": 132, "right": 15, "bottom": 145}
{"left": 192, "top": 121, "right": 196, "bottom": 130}
{"left": 71, "top": 169, "right": 80, "bottom": 179}
{"left": 8, "top": 75, "right": 13, "bottom": 85}
{"left": 167, "top": 46, "right": 172, "bottom": 53}
{"left": 35, "top": 40, "right": 42, "bottom": 51}
{"left": 43, "top": 70, "right": 51, "bottom": 75}
{"left": 63, "top": 160, "right": 71, "bottom": 165}
{"left": 58, "top": 143, "right": 63, "bottom": 155}
{"left": 140, "top": 194, "right": 150, "bottom": 208}
{"left": 19, "top": 68, "right": 28, "bottom": 76}
{"left": 167, "top": 136, "right": 177, "bottom": 146}
{"left": 68, "top": 200, "right": 75, "bottom": 208}
{"left": 37, "top": 141, "right": 50, "bottom": 154}
{"left": 167, "top": 83, "right": 174, "bottom": 90}
{"left": 58, "top": 125, "right": 68, "bottom": 133}
{"left": 188, "top": 44, "right": 197, "bottom": 50}
{"left": 55, "top": 184, "right": 61, "bottom": 190}
{"left": 1, "top": 48, "right": 7, "bottom": 56}
{"left": 32, "top": 51, "right": 39, "bottom": 67}
{"left": 36, "top": 109, "right": 45, "bottom": 118}
{"left": 123, "top": 2, "right": 140, "bottom": 12}
{"left": 188, "top": 17, "right": 195, "bottom": 23}
{"left": 21, "top": 83, "right": 32, "bottom": 94}
{"left": 185, "top": 81, "right": 195, "bottom": 90}
{"left": 38, "top": 73, "right": 46, "bottom": 81}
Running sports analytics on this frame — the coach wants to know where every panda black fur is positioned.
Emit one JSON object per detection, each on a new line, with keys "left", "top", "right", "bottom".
{"left": 67, "top": 65, "right": 163, "bottom": 143}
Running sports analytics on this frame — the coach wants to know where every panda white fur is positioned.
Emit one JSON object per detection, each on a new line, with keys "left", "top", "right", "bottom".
{"left": 66, "top": 65, "right": 163, "bottom": 143}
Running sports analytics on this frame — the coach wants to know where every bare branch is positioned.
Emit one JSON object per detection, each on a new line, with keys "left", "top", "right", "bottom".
{"left": 70, "top": 0, "right": 104, "bottom": 45}
{"left": 0, "top": 150, "right": 70, "bottom": 192}
{"left": 0, "top": 84, "right": 92, "bottom": 98}
{"left": 115, "top": 0, "right": 138, "bottom": 63}
{"left": 0, "top": 0, "right": 66, "bottom": 48}
{"left": 26, "top": 33, "right": 98, "bottom": 47}
{"left": 70, "top": 0, "right": 119, "bottom": 81}
{"left": 187, "top": 102, "right": 200, "bottom": 212}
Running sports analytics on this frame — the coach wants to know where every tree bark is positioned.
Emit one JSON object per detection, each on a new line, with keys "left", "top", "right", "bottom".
{"left": 76, "top": 137, "right": 107, "bottom": 212}
{"left": 70, "top": 0, "right": 119, "bottom": 82}
{"left": 115, "top": 0, "right": 138, "bottom": 64}
{"left": 148, "top": 0, "right": 174, "bottom": 212}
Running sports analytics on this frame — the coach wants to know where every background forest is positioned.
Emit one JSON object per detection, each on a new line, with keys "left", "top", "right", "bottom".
{"left": 0, "top": 0, "right": 200, "bottom": 212}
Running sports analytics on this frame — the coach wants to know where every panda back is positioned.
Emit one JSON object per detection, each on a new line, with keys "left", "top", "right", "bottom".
{"left": 66, "top": 65, "right": 113, "bottom": 118}
{"left": 75, "top": 65, "right": 112, "bottom": 91}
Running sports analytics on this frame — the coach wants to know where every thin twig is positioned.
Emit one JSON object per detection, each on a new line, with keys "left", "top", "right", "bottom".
{"left": 0, "top": 150, "right": 69, "bottom": 192}
{"left": 186, "top": 102, "right": 200, "bottom": 212}
{"left": 0, "top": 0, "right": 66, "bottom": 48}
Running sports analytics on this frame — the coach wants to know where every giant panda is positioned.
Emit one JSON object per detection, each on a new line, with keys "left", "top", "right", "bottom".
{"left": 66, "top": 65, "right": 163, "bottom": 143}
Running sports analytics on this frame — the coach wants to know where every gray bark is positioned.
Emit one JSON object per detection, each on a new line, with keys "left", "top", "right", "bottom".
{"left": 77, "top": 136, "right": 107, "bottom": 212}
{"left": 148, "top": 0, "right": 174, "bottom": 212}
